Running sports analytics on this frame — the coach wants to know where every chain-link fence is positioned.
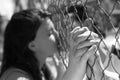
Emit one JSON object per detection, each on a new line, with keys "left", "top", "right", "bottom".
{"left": 0, "top": 0, "right": 120, "bottom": 80}
{"left": 40, "top": 0, "right": 120, "bottom": 80}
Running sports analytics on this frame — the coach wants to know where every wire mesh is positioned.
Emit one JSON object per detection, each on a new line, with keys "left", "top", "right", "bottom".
{"left": 42, "top": 0, "right": 120, "bottom": 80}
{"left": 8, "top": 0, "right": 120, "bottom": 80}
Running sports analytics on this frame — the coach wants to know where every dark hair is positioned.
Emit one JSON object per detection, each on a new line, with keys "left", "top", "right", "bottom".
{"left": 65, "top": 4, "right": 87, "bottom": 22}
{"left": 0, "top": 9, "right": 51, "bottom": 80}
{"left": 65, "top": 4, "right": 106, "bottom": 38}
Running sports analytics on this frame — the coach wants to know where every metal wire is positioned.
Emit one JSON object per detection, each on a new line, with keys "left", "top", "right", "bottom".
{"left": 13, "top": 0, "right": 120, "bottom": 80}
{"left": 41, "top": 0, "right": 120, "bottom": 80}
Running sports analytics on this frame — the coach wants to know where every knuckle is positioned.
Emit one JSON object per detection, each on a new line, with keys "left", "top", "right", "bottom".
{"left": 82, "top": 27, "right": 89, "bottom": 31}
{"left": 71, "top": 26, "right": 80, "bottom": 33}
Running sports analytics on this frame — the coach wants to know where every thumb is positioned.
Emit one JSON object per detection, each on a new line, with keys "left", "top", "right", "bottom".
{"left": 82, "top": 45, "right": 97, "bottom": 61}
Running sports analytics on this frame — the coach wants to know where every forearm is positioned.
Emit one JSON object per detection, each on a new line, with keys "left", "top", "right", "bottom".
{"left": 61, "top": 61, "right": 87, "bottom": 80}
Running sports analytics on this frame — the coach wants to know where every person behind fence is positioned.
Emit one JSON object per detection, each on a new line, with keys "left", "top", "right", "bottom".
{"left": 0, "top": 8, "right": 99, "bottom": 80}
{"left": 65, "top": 4, "right": 107, "bottom": 80}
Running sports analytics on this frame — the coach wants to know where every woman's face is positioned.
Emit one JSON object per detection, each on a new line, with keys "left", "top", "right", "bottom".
{"left": 30, "top": 18, "right": 59, "bottom": 60}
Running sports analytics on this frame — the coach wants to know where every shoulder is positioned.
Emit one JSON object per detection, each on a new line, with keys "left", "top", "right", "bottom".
{"left": 0, "top": 68, "right": 33, "bottom": 80}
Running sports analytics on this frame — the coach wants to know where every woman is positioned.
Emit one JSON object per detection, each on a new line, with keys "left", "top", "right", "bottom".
{"left": 0, "top": 9, "right": 98, "bottom": 80}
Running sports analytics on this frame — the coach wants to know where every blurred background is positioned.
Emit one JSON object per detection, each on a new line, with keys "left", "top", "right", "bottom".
{"left": 0, "top": 0, "right": 120, "bottom": 79}
{"left": 0, "top": 0, "right": 120, "bottom": 54}
{"left": 0, "top": 0, "right": 120, "bottom": 67}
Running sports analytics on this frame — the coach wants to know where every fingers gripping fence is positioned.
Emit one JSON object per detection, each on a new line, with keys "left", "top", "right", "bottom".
{"left": 41, "top": 0, "right": 120, "bottom": 80}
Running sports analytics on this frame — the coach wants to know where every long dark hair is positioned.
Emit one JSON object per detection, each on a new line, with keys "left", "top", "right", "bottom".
{"left": 0, "top": 9, "right": 51, "bottom": 80}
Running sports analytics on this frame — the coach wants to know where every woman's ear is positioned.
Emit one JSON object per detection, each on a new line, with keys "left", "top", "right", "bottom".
{"left": 28, "top": 41, "right": 36, "bottom": 52}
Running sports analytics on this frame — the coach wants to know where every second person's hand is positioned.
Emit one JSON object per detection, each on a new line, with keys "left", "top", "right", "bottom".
{"left": 63, "top": 27, "right": 99, "bottom": 80}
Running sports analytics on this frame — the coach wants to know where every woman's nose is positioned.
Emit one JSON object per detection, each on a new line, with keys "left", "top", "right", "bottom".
{"left": 52, "top": 29, "right": 59, "bottom": 39}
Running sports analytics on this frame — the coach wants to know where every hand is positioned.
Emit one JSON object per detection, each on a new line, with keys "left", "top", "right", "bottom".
{"left": 52, "top": 54, "right": 66, "bottom": 80}
{"left": 86, "top": 51, "right": 104, "bottom": 80}
{"left": 63, "top": 27, "right": 99, "bottom": 80}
